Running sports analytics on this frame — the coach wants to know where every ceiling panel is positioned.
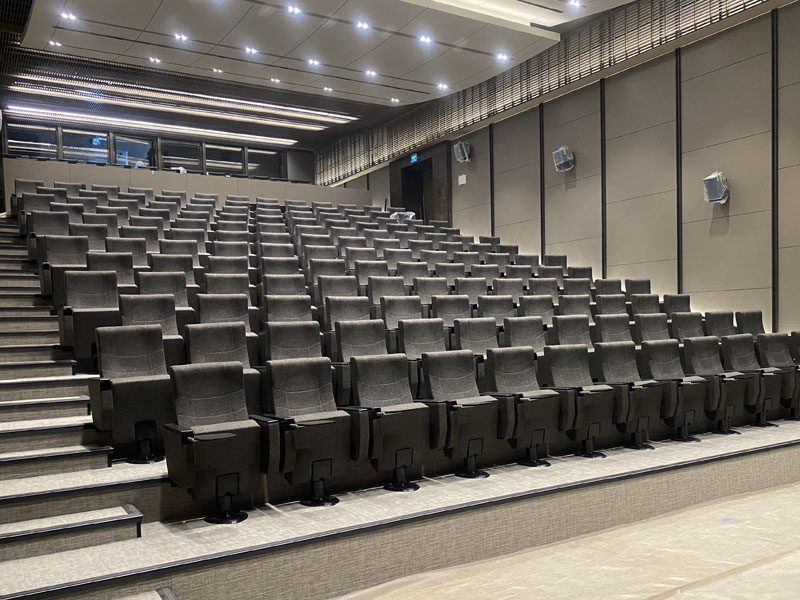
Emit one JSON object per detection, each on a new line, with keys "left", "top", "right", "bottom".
{"left": 405, "top": 46, "right": 496, "bottom": 84}
{"left": 333, "top": 0, "right": 424, "bottom": 30}
{"left": 122, "top": 42, "right": 209, "bottom": 67}
{"left": 51, "top": 28, "right": 134, "bottom": 55}
{"left": 146, "top": 0, "right": 251, "bottom": 43}
{"left": 220, "top": 5, "right": 323, "bottom": 57}
{"left": 286, "top": 21, "right": 393, "bottom": 66}
{"left": 346, "top": 35, "right": 448, "bottom": 78}
{"left": 65, "top": 0, "right": 161, "bottom": 30}
{"left": 398, "top": 8, "right": 486, "bottom": 45}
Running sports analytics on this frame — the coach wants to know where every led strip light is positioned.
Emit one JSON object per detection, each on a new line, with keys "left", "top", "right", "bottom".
{"left": 4, "top": 105, "right": 298, "bottom": 146}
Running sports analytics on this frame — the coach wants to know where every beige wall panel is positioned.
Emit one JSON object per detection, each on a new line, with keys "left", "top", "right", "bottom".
{"left": 368, "top": 167, "right": 390, "bottom": 207}
{"left": 682, "top": 210, "right": 772, "bottom": 292}
{"left": 607, "top": 192, "right": 677, "bottom": 266}
{"left": 545, "top": 236, "right": 602, "bottom": 275}
{"left": 495, "top": 219, "right": 541, "bottom": 256}
{"left": 691, "top": 288, "right": 772, "bottom": 330}
{"left": 452, "top": 129, "right": 491, "bottom": 214}
{"left": 453, "top": 204, "right": 492, "bottom": 239}
{"left": 493, "top": 109, "right": 539, "bottom": 173}
{"left": 682, "top": 55, "right": 771, "bottom": 152}
{"left": 778, "top": 165, "right": 800, "bottom": 248}
{"left": 543, "top": 113, "right": 601, "bottom": 188}
{"left": 3, "top": 158, "right": 70, "bottom": 207}
{"left": 682, "top": 132, "right": 772, "bottom": 223}
{"left": 779, "top": 246, "right": 800, "bottom": 330}
{"left": 344, "top": 175, "right": 368, "bottom": 190}
{"left": 331, "top": 186, "right": 371, "bottom": 207}
{"left": 605, "top": 55, "right": 676, "bottom": 139}
{"left": 606, "top": 123, "right": 676, "bottom": 202}
{"left": 186, "top": 173, "right": 238, "bottom": 202}
{"left": 607, "top": 259, "right": 678, "bottom": 297}
{"left": 542, "top": 84, "right": 599, "bottom": 131}
{"left": 494, "top": 164, "right": 540, "bottom": 227}
{"left": 778, "top": 83, "right": 800, "bottom": 169}
{"left": 69, "top": 163, "right": 130, "bottom": 188}
{"left": 681, "top": 16, "right": 770, "bottom": 81}
{"left": 236, "top": 178, "right": 287, "bottom": 202}
{"left": 779, "top": 2, "right": 800, "bottom": 87}
{"left": 543, "top": 175, "right": 602, "bottom": 244}
{"left": 130, "top": 169, "right": 187, "bottom": 194}
{"left": 285, "top": 182, "right": 332, "bottom": 204}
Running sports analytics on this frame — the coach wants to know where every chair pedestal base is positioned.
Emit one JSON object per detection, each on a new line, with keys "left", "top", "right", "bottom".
{"left": 754, "top": 411, "right": 779, "bottom": 427}
{"left": 671, "top": 422, "right": 701, "bottom": 442}
{"left": 455, "top": 453, "right": 489, "bottom": 479}
{"left": 384, "top": 466, "right": 420, "bottom": 492}
{"left": 578, "top": 437, "right": 606, "bottom": 459}
{"left": 519, "top": 445, "right": 551, "bottom": 468}
{"left": 205, "top": 494, "right": 248, "bottom": 524}
{"left": 127, "top": 436, "right": 164, "bottom": 464}
{"left": 625, "top": 431, "right": 655, "bottom": 450}
{"left": 301, "top": 476, "right": 340, "bottom": 507}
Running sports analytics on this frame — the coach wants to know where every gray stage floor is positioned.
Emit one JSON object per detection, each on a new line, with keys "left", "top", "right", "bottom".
{"left": 4, "top": 422, "right": 800, "bottom": 598}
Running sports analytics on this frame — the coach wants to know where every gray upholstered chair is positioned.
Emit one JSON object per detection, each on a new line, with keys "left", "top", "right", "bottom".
{"left": 595, "top": 314, "right": 633, "bottom": 343}
{"left": 633, "top": 313, "right": 670, "bottom": 343}
{"left": 164, "top": 362, "right": 262, "bottom": 523}
{"left": 704, "top": 311, "right": 737, "bottom": 337}
{"left": 757, "top": 333, "right": 800, "bottom": 419}
{"left": 197, "top": 293, "right": 259, "bottom": 363}
{"left": 595, "top": 294, "right": 627, "bottom": 316}
{"left": 333, "top": 319, "right": 388, "bottom": 405}
{"left": 631, "top": 293, "right": 660, "bottom": 315}
{"left": 624, "top": 278, "right": 651, "bottom": 298}
{"left": 90, "top": 325, "right": 174, "bottom": 462}
{"left": 517, "top": 295, "right": 554, "bottom": 327}
{"left": 736, "top": 310, "right": 766, "bottom": 335}
{"left": 398, "top": 318, "right": 447, "bottom": 398}
{"left": 477, "top": 295, "right": 515, "bottom": 327}
{"left": 263, "top": 321, "right": 323, "bottom": 361}
{"left": 136, "top": 271, "right": 197, "bottom": 330}
{"left": 38, "top": 234, "right": 89, "bottom": 305}
{"left": 670, "top": 312, "right": 705, "bottom": 342}
{"left": 722, "top": 333, "right": 782, "bottom": 426}
{"left": 119, "top": 294, "right": 185, "bottom": 366}
{"left": 503, "top": 316, "right": 546, "bottom": 354}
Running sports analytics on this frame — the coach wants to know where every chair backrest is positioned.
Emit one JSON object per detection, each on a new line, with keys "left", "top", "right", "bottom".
{"left": 477, "top": 295, "right": 515, "bottom": 326}
{"left": 431, "top": 294, "right": 470, "bottom": 328}
{"left": 736, "top": 310, "right": 765, "bottom": 335}
{"left": 683, "top": 336, "right": 724, "bottom": 375}
{"left": 663, "top": 294, "right": 691, "bottom": 316}
{"left": 595, "top": 294, "right": 627, "bottom": 315}
{"left": 595, "top": 314, "right": 633, "bottom": 343}
{"left": 454, "top": 317, "right": 499, "bottom": 356}
{"left": 367, "top": 276, "right": 405, "bottom": 305}
{"left": 121, "top": 226, "right": 159, "bottom": 253}
{"left": 398, "top": 318, "right": 447, "bottom": 360}
{"left": 39, "top": 234, "right": 88, "bottom": 266}
{"left": 172, "top": 362, "right": 250, "bottom": 427}
{"left": 517, "top": 295, "right": 554, "bottom": 326}
{"left": 351, "top": 354, "right": 414, "bottom": 408}
{"left": 412, "top": 277, "right": 449, "bottom": 304}
{"left": 324, "top": 296, "right": 370, "bottom": 331}
{"left": 381, "top": 295, "right": 422, "bottom": 330}
{"left": 83, "top": 213, "right": 119, "bottom": 236}
{"left": 149, "top": 254, "right": 194, "bottom": 282}
{"left": 262, "top": 274, "right": 306, "bottom": 296}
{"left": 264, "top": 321, "right": 322, "bottom": 360}
{"left": 87, "top": 252, "right": 134, "bottom": 286}
{"left": 625, "top": 279, "right": 651, "bottom": 297}
{"left": 558, "top": 294, "right": 592, "bottom": 319}
{"left": 422, "top": 349, "right": 481, "bottom": 400}
{"left": 262, "top": 256, "right": 302, "bottom": 275}
{"left": 354, "top": 260, "right": 389, "bottom": 286}
{"left": 213, "top": 241, "right": 249, "bottom": 257}
{"left": 671, "top": 312, "right": 705, "bottom": 342}
{"left": 594, "top": 279, "right": 623, "bottom": 295}
{"left": 552, "top": 315, "right": 592, "bottom": 347}
{"left": 544, "top": 344, "right": 593, "bottom": 387}
{"left": 318, "top": 275, "right": 358, "bottom": 301}
{"left": 633, "top": 313, "right": 670, "bottom": 343}
{"left": 64, "top": 271, "right": 118, "bottom": 308}
{"left": 119, "top": 294, "right": 179, "bottom": 335}
{"left": 198, "top": 293, "right": 251, "bottom": 329}
{"left": 631, "top": 294, "right": 660, "bottom": 315}
{"left": 503, "top": 316, "right": 546, "bottom": 353}
{"left": 642, "top": 339, "right": 686, "bottom": 380}
{"left": 455, "top": 277, "right": 487, "bottom": 305}
{"left": 704, "top": 311, "right": 736, "bottom": 337}
{"left": 528, "top": 278, "right": 559, "bottom": 301}
{"left": 264, "top": 294, "right": 313, "bottom": 323}
{"left": 29, "top": 210, "right": 69, "bottom": 236}
{"left": 208, "top": 256, "right": 249, "bottom": 274}
{"left": 205, "top": 273, "right": 251, "bottom": 297}
{"left": 185, "top": 322, "right": 250, "bottom": 366}
{"left": 260, "top": 243, "right": 296, "bottom": 259}
{"left": 265, "top": 357, "right": 337, "bottom": 418}
{"left": 493, "top": 278, "right": 524, "bottom": 302}
{"left": 469, "top": 265, "right": 500, "bottom": 284}
{"left": 563, "top": 278, "right": 591, "bottom": 295}
{"left": 756, "top": 333, "right": 795, "bottom": 368}
{"left": 596, "top": 341, "right": 641, "bottom": 383}
{"left": 538, "top": 266, "right": 564, "bottom": 286}
{"left": 96, "top": 324, "right": 167, "bottom": 379}
{"left": 721, "top": 333, "right": 760, "bottom": 372}
{"left": 486, "top": 346, "right": 542, "bottom": 394}
{"left": 335, "top": 319, "right": 387, "bottom": 361}
{"left": 307, "top": 258, "right": 345, "bottom": 282}
{"left": 136, "top": 272, "right": 189, "bottom": 307}
{"left": 384, "top": 248, "right": 413, "bottom": 271}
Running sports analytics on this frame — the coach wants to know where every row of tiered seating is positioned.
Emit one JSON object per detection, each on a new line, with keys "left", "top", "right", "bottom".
{"left": 11, "top": 178, "right": 800, "bottom": 523}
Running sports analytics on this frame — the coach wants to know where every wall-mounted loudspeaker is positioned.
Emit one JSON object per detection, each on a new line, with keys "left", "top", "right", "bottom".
{"left": 703, "top": 171, "right": 729, "bottom": 204}
{"left": 552, "top": 146, "right": 575, "bottom": 172}
{"left": 453, "top": 141, "right": 471, "bottom": 163}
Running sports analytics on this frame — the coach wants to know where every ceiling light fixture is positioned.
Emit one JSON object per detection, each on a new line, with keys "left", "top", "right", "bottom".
{"left": 48, "top": 40, "right": 62, "bottom": 47}
{"left": 365, "top": 69, "right": 377, "bottom": 77}
{"left": 437, "top": 83, "right": 449, "bottom": 90}
{"left": 356, "top": 21, "right": 370, "bottom": 29}
{"left": 308, "top": 58, "right": 320, "bottom": 66}
{"left": 148, "top": 57, "right": 161, "bottom": 64}
{"left": 419, "top": 35, "right": 432, "bottom": 44}
{"left": 245, "top": 47, "right": 258, "bottom": 54}
{"left": 497, "top": 53, "right": 509, "bottom": 61}
{"left": 15, "top": 73, "right": 358, "bottom": 123}
{"left": 323, "top": 86, "right": 333, "bottom": 92}
{"left": 270, "top": 77, "right": 281, "bottom": 83}
{"left": 60, "top": 12, "right": 76, "bottom": 20}
{"left": 390, "top": 98, "right": 400, "bottom": 103}
{"left": 174, "top": 33, "right": 188, "bottom": 41}
{"left": 5, "top": 105, "right": 299, "bottom": 146}
{"left": 212, "top": 67, "right": 223, "bottom": 73}
{"left": 569, "top": 0, "right": 582, "bottom": 6}
{"left": 287, "top": 5, "right": 302, "bottom": 13}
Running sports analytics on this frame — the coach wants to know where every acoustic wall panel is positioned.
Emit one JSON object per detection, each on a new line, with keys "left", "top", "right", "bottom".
{"left": 452, "top": 129, "right": 492, "bottom": 238}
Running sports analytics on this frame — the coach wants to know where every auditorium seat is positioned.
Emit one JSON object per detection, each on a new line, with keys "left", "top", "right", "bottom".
{"left": 683, "top": 336, "right": 757, "bottom": 433}
{"left": 595, "top": 314, "right": 633, "bottom": 343}
{"left": 558, "top": 294, "right": 593, "bottom": 324}
{"left": 421, "top": 349, "right": 500, "bottom": 478}
{"left": 381, "top": 296, "right": 422, "bottom": 351}
{"left": 470, "top": 264, "right": 501, "bottom": 284}
{"left": 663, "top": 294, "right": 691, "bottom": 317}
{"left": 542, "top": 344, "right": 617, "bottom": 457}
{"left": 633, "top": 313, "right": 670, "bottom": 343}
{"left": 493, "top": 278, "right": 524, "bottom": 304}
{"left": 349, "top": 353, "right": 433, "bottom": 491}
{"left": 38, "top": 234, "right": 89, "bottom": 304}
{"left": 317, "top": 274, "right": 357, "bottom": 306}
{"left": 27, "top": 210, "right": 69, "bottom": 259}
{"left": 385, "top": 249, "right": 413, "bottom": 274}
{"left": 595, "top": 294, "right": 627, "bottom": 316}
{"left": 538, "top": 265, "right": 564, "bottom": 287}
{"left": 594, "top": 279, "right": 623, "bottom": 295}
{"left": 432, "top": 294, "right": 470, "bottom": 347}
{"left": 435, "top": 262, "right": 466, "bottom": 287}
{"left": 198, "top": 293, "right": 259, "bottom": 363}
{"left": 137, "top": 272, "right": 197, "bottom": 330}
{"left": 478, "top": 295, "right": 515, "bottom": 327}
{"left": 503, "top": 316, "right": 546, "bottom": 353}
{"left": 563, "top": 278, "right": 591, "bottom": 296}
{"left": 90, "top": 324, "right": 174, "bottom": 462}
{"left": 454, "top": 317, "right": 499, "bottom": 363}
{"left": 414, "top": 276, "right": 448, "bottom": 314}
{"left": 164, "top": 362, "right": 262, "bottom": 523}
{"left": 624, "top": 278, "right": 651, "bottom": 298}
{"left": 518, "top": 295, "right": 555, "bottom": 327}
{"left": 263, "top": 356, "right": 355, "bottom": 506}
{"left": 505, "top": 264, "right": 534, "bottom": 286}
{"left": 333, "top": 319, "right": 388, "bottom": 404}
{"left": 756, "top": 333, "right": 800, "bottom": 419}
{"left": 631, "top": 293, "right": 661, "bottom": 315}
{"left": 529, "top": 278, "right": 559, "bottom": 302}
{"left": 87, "top": 251, "right": 137, "bottom": 295}
{"left": 263, "top": 321, "right": 323, "bottom": 360}
{"left": 721, "top": 333, "right": 782, "bottom": 426}
{"left": 119, "top": 294, "right": 185, "bottom": 366}
{"left": 455, "top": 277, "right": 487, "bottom": 307}
{"left": 670, "top": 312, "right": 705, "bottom": 342}
{"left": 551, "top": 315, "right": 593, "bottom": 348}
{"left": 185, "top": 322, "right": 261, "bottom": 414}
{"left": 704, "top": 311, "right": 737, "bottom": 337}
{"left": 367, "top": 276, "right": 405, "bottom": 318}
{"left": 736, "top": 310, "right": 766, "bottom": 335}
{"left": 263, "top": 294, "right": 313, "bottom": 324}
{"left": 70, "top": 222, "right": 108, "bottom": 252}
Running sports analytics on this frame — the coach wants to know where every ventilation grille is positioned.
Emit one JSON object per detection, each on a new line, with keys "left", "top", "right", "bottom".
{"left": 316, "top": 0, "right": 769, "bottom": 185}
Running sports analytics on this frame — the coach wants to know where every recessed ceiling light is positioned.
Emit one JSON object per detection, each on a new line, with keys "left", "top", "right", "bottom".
{"left": 437, "top": 83, "right": 448, "bottom": 90}
{"left": 497, "top": 53, "right": 509, "bottom": 61}
{"left": 365, "top": 69, "right": 377, "bottom": 77}
{"left": 212, "top": 67, "right": 223, "bottom": 73}
{"left": 419, "top": 35, "right": 432, "bottom": 44}
{"left": 308, "top": 58, "right": 320, "bottom": 66}
{"left": 390, "top": 98, "right": 400, "bottom": 103}
{"left": 323, "top": 86, "right": 333, "bottom": 92}
{"left": 271, "top": 77, "right": 281, "bottom": 83}
{"left": 245, "top": 47, "right": 258, "bottom": 55}
{"left": 149, "top": 57, "right": 161, "bottom": 64}
{"left": 60, "top": 12, "right": 76, "bottom": 20}
{"left": 48, "top": 40, "right": 62, "bottom": 47}
{"left": 287, "top": 5, "right": 302, "bottom": 14}
{"left": 174, "top": 33, "right": 188, "bottom": 41}
{"left": 569, "top": 0, "right": 581, "bottom": 6}
{"left": 356, "top": 21, "right": 370, "bottom": 29}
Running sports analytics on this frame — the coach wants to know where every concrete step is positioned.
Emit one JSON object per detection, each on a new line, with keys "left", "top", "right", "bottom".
{"left": 0, "top": 329, "right": 60, "bottom": 344}
{"left": 0, "top": 292, "right": 49, "bottom": 308}
{"left": 0, "top": 247, "right": 29, "bottom": 257}
{"left": 0, "top": 306, "right": 51, "bottom": 319}
{"left": 0, "top": 504, "right": 142, "bottom": 562}
{"left": 0, "top": 415, "right": 104, "bottom": 453}
{"left": 0, "top": 444, "right": 112, "bottom": 481}
{"left": 0, "top": 262, "right": 37, "bottom": 272}
{"left": 0, "top": 314, "right": 58, "bottom": 332}
{"left": 0, "top": 373, "right": 97, "bottom": 401}
{"left": 0, "top": 343, "right": 68, "bottom": 362}
{"left": 117, "top": 588, "right": 180, "bottom": 600}
{"left": 0, "top": 359, "right": 74, "bottom": 380}
{"left": 0, "top": 395, "right": 88, "bottom": 422}
{"left": 0, "top": 238, "right": 25, "bottom": 247}
{"left": 0, "top": 272, "right": 40, "bottom": 288}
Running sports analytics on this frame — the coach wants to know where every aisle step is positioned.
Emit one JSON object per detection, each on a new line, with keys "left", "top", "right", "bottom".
{"left": 0, "top": 343, "right": 68, "bottom": 362}
{"left": 0, "top": 373, "right": 97, "bottom": 401}
{"left": 0, "top": 444, "right": 113, "bottom": 481}
{"left": 0, "top": 315, "right": 58, "bottom": 332}
{"left": 0, "top": 329, "right": 59, "bottom": 344}
{"left": 0, "top": 395, "right": 88, "bottom": 422}
{"left": 0, "top": 415, "right": 103, "bottom": 453}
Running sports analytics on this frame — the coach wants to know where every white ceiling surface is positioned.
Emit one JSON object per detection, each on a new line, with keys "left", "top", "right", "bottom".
{"left": 20, "top": 0, "right": 577, "bottom": 106}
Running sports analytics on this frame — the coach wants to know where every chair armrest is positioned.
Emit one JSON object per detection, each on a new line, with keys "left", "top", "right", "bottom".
{"left": 163, "top": 422, "right": 193, "bottom": 440}
{"left": 545, "top": 388, "right": 578, "bottom": 432}
{"left": 487, "top": 393, "right": 516, "bottom": 440}
{"left": 418, "top": 399, "right": 453, "bottom": 450}
{"left": 250, "top": 414, "right": 282, "bottom": 475}
{"left": 340, "top": 405, "right": 380, "bottom": 461}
